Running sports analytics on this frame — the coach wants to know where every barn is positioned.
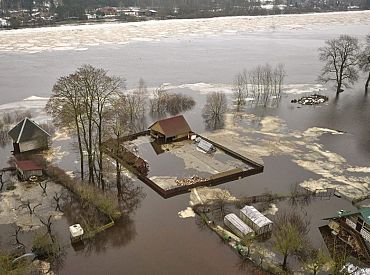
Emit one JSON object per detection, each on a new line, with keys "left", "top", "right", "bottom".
{"left": 15, "top": 159, "right": 43, "bottom": 181}
{"left": 148, "top": 115, "right": 192, "bottom": 143}
{"left": 224, "top": 213, "right": 254, "bottom": 239}
{"left": 8, "top": 118, "right": 50, "bottom": 154}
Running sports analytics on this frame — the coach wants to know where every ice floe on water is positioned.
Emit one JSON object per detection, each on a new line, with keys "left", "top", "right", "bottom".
{"left": 205, "top": 112, "right": 370, "bottom": 201}
{"left": 178, "top": 207, "right": 196, "bottom": 218}
{"left": 0, "top": 11, "right": 369, "bottom": 53}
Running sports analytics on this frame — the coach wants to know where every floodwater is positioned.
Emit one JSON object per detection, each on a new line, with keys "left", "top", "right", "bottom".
{"left": 0, "top": 12, "right": 370, "bottom": 274}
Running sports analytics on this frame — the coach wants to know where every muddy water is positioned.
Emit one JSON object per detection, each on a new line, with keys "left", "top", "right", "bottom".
{"left": 0, "top": 18, "right": 370, "bottom": 274}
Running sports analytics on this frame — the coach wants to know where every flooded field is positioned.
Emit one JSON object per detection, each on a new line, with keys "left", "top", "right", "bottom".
{"left": 0, "top": 11, "right": 370, "bottom": 274}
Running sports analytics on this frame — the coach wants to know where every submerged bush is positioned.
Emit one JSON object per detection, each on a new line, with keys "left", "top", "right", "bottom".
{"left": 31, "top": 234, "right": 60, "bottom": 261}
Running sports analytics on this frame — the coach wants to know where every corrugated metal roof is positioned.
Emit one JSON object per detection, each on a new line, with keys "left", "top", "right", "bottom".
{"left": 224, "top": 213, "right": 254, "bottom": 235}
{"left": 324, "top": 208, "right": 370, "bottom": 225}
{"left": 8, "top": 118, "right": 50, "bottom": 143}
{"left": 148, "top": 115, "right": 191, "bottom": 137}
{"left": 15, "top": 160, "right": 43, "bottom": 171}
{"left": 197, "top": 139, "right": 214, "bottom": 153}
{"left": 240, "top": 205, "right": 273, "bottom": 228}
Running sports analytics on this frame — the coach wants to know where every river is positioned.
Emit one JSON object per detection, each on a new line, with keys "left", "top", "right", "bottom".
{"left": 0, "top": 11, "right": 370, "bottom": 274}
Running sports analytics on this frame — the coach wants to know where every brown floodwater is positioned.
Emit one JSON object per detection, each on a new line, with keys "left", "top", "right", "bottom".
{"left": 0, "top": 20, "right": 370, "bottom": 274}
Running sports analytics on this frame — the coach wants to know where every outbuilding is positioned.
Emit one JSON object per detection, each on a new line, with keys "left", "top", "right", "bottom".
{"left": 8, "top": 118, "right": 50, "bottom": 154}
{"left": 240, "top": 205, "right": 273, "bottom": 236}
{"left": 224, "top": 213, "right": 254, "bottom": 239}
{"left": 149, "top": 115, "right": 192, "bottom": 143}
{"left": 15, "top": 159, "right": 43, "bottom": 181}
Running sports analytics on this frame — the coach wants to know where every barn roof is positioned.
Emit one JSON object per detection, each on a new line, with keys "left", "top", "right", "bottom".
{"left": 8, "top": 118, "right": 50, "bottom": 143}
{"left": 148, "top": 115, "right": 191, "bottom": 137}
{"left": 15, "top": 160, "right": 43, "bottom": 171}
{"left": 324, "top": 208, "right": 370, "bottom": 225}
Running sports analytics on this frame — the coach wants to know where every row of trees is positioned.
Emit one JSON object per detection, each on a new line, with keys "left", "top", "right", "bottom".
{"left": 233, "top": 63, "right": 286, "bottom": 109}
{"left": 318, "top": 33, "right": 370, "bottom": 95}
{"left": 46, "top": 65, "right": 196, "bottom": 192}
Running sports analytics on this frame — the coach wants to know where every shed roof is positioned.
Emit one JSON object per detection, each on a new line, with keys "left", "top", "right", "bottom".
{"left": 15, "top": 160, "right": 43, "bottom": 171}
{"left": 240, "top": 205, "right": 273, "bottom": 228}
{"left": 197, "top": 139, "right": 214, "bottom": 153}
{"left": 324, "top": 208, "right": 370, "bottom": 225}
{"left": 148, "top": 115, "right": 191, "bottom": 137}
{"left": 8, "top": 118, "right": 50, "bottom": 143}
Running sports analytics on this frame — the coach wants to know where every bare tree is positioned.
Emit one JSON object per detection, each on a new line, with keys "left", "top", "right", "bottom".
{"left": 318, "top": 35, "right": 360, "bottom": 95}
{"left": 150, "top": 85, "right": 168, "bottom": 115}
{"left": 358, "top": 34, "right": 370, "bottom": 94}
{"left": 46, "top": 65, "right": 124, "bottom": 188}
{"left": 53, "top": 192, "right": 63, "bottom": 212}
{"left": 40, "top": 215, "right": 53, "bottom": 236}
{"left": 0, "top": 172, "right": 3, "bottom": 191}
{"left": 300, "top": 247, "right": 330, "bottom": 275}
{"left": 17, "top": 200, "right": 42, "bottom": 215}
{"left": 11, "top": 225, "right": 25, "bottom": 247}
{"left": 202, "top": 92, "right": 228, "bottom": 130}
{"left": 233, "top": 70, "right": 247, "bottom": 109}
{"left": 273, "top": 211, "right": 310, "bottom": 270}
{"left": 38, "top": 181, "right": 48, "bottom": 195}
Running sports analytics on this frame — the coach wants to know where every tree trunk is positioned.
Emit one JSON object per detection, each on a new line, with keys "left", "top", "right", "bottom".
{"left": 282, "top": 253, "right": 288, "bottom": 270}
{"left": 116, "top": 160, "right": 122, "bottom": 200}
{"left": 74, "top": 116, "right": 84, "bottom": 180}
{"left": 365, "top": 71, "right": 370, "bottom": 95}
{"left": 336, "top": 82, "right": 342, "bottom": 95}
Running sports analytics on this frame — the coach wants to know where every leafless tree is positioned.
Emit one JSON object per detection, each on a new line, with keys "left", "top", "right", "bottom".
{"left": 38, "top": 181, "right": 48, "bottom": 195}
{"left": 233, "top": 70, "right": 248, "bottom": 109}
{"left": 202, "top": 92, "right": 228, "bottom": 130}
{"left": 358, "top": 34, "right": 370, "bottom": 94}
{"left": 17, "top": 200, "right": 42, "bottom": 215}
{"left": 149, "top": 85, "right": 168, "bottom": 115}
{"left": 40, "top": 215, "right": 53, "bottom": 236}
{"left": 11, "top": 225, "right": 25, "bottom": 247}
{"left": 0, "top": 172, "right": 3, "bottom": 191}
{"left": 318, "top": 35, "right": 360, "bottom": 95}
{"left": 46, "top": 65, "right": 124, "bottom": 188}
{"left": 53, "top": 192, "right": 63, "bottom": 212}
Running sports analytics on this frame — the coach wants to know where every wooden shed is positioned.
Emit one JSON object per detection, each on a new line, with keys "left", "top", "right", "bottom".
{"left": 8, "top": 118, "right": 50, "bottom": 154}
{"left": 15, "top": 159, "right": 43, "bottom": 181}
{"left": 240, "top": 205, "right": 273, "bottom": 236}
{"left": 148, "top": 115, "right": 192, "bottom": 143}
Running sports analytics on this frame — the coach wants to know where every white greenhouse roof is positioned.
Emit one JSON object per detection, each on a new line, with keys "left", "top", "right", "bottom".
{"left": 224, "top": 213, "right": 254, "bottom": 235}
{"left": 240, "top": 205, "right": 273, "bottom": 228}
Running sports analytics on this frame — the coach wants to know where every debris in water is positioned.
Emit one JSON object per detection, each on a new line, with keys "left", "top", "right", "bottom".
{"left": 178, "top": 207, "right": 195, "bottom": 218}
{"left": 291, "top": 94, "right": 329, "bottom": 105}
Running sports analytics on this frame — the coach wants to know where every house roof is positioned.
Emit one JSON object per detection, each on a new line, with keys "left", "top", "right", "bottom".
{"left": 148, "top": 115, "right": 191, "bottom": 137}
{"left": 8, "top": 117, "right": 50, "bottom": 143}
{"left": 324, "top": 207, "right": 370, "bottom": 225}
{"left": 15, "top": 160, "right": 43, "bottom": 171}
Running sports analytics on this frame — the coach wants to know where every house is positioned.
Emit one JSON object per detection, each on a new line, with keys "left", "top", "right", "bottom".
{"left": 324, "top": 208, "right": 370, "bottom": 260}
{"left": 15, "top": 159, "right": 43, "bottom": 181}
{"left": 240, "top": 205, "right": 273, "bottom": 237}
{"left": 224, "top": 213, "right": 254, "bottom": 239}
{"left": 149, "top": 115, "right": 192, "bottom": 143}
{"left": 8, "top": 118, "right": 50, "bottom": 154}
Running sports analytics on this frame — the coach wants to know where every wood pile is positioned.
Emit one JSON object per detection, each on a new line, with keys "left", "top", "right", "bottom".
{"left": 175, "top": 175, "right": 208, "bottom": 186}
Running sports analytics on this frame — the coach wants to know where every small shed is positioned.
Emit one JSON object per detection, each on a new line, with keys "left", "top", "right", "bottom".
{"left": 149, "top": 115, "right": 192, "bottom": 143}
{"left": 240, "top": 205, "right": 273, "bottom": 236}
{"left": 224, "top": 213, "right": 254, "bottom": 239}
{"left": 197, "top": 139, "right": 215, "bottom": 153}
{"left": 15, "top": 160, "right": 43, "bottom": 181}
{"left": 8, "top": 118, "right": 50, "bottom": 154}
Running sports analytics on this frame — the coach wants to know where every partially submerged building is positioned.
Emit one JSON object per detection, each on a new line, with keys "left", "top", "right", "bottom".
{"left": 15, "top": 159, "right": 43, "bottom": 181}
{"left": 224, "top": 213, "right": 254, "bottom": 239}
{"left": 324, "top": 208, "right": 370, "bottom": 260}
{"left": 240, "top": 205, "right": 273, "bottom": 237}
{"left": 149, "top": 115, "right": 192, "bottom": 143}
{"left": 8, "top": 118, "right": 50, "bottom": 154}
